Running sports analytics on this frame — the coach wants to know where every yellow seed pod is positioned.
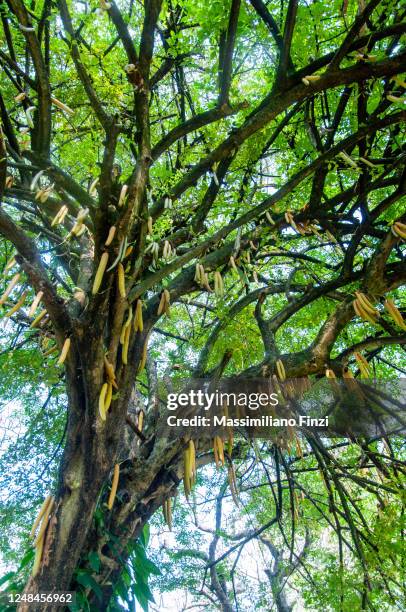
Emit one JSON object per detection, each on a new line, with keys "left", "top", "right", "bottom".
{"left": 51, "top": 97, "right": 74, "bottom": 115}
{"left": 99, "top": 383, "right": 108, "bottom": 420}
{"left": 384, "top": 298, "right": 406, "bottom": 330}
{"left": 134, "top": 299, "right": 143, "bottom": 332}
{"left": 118, "top": 184, "right": 128, "bottom": 207}
{"left": 92, "top": 252, "right": 109, "bottom": 295}
{"left": 29, "top": 308, "right": 47, "bottom": 329}
{"left": 104, "top": 355, "right": 117, "bottom": 385}
{"left": 4, "top": 255, "right": 16, "bottom": 273}
{"left": 5, "top": 290, "right": 28, "bottom": 317}
{"left": 138, "top": 410, "right": 144, "bottom": 432}
{"left": 353, "top": 299, "right": 378, "bottom": 325}
{"left": 354, "top": 352, "right": 371, "bottom": 379}
{"left": 183, "top": 445, "right": 191, "bottom": 498}
{"left": 124, "top": 245, "right": 133, "bottom": 259}
{"left": 0, "top": 273, "right": 21, "bottom": 305}
{"left": 107, "top": 464, "right": 120, "bottom": 509}
{"left": 104, "top": 382, "right": 113, "bottom": 413}
{"left": 325, "top": 368, "right": 336, "bottom": 378}
{"left": 276, "top": 359, "right": 286, "bottom": 381}
{"left": 157, "top": 292, "right": 165, "bottom": 316}
{"left": 57, "top": 337, "right": 71, "bottom": 365}
{"left": 28, "top": 291, "right": 44, "bottom": 317}
{"left": 137, "top": 335, "right": 149, "bottom": 373}
{"left": 117, "top": 263, "right": 126, "bottom": 298}
{"left": 43, "top": 345, "right": 58, "bottom": 357}
{"left": 32, "top": 532, "right": 45, "bottom": 577}
{"left": 355, "top": 292, "right": 377, "bottom": 316}
{"left": 30, "top": 495, "right": 53, "bottom": 538}
{"left": 122, "top": 324, "right": 131, "bottom": 365}
{"left": 33, "top": 497, "right": 55, "bottom": 548}
{"left": 105, "top": 225, "right": 116, "bottom": 246}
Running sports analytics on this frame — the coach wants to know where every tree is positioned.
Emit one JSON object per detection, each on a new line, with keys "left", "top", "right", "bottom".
{"left": 0, "top": 0, "right": 405, "bottom": 609}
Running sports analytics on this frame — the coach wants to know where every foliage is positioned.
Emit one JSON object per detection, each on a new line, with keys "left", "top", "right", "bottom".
{"left": 0, "top": 0, "right": 405, "bottom": 609}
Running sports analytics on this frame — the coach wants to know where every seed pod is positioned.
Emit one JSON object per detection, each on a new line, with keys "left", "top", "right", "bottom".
{"left": 134, "top": 299, "right": 143, "bottom": 332}
{"left": 276, "top": 359, "right": 286, "bottom": 381}
{"left": 214, "top": 271, "right": 224, "bottom": 297}
{"left": 120, "top": 306, "right": 133, "bottom": 344}
{"left": 138, "top": 410, "right": 144, "bottom": 432}
{"left": 387, "top": 94, "right": 406, "bottom": 103}
{"left": 104, "top": 355, "right": 118, "bottom": 389}
{"left": 30, "top": 495, "right": 53, "bottom": 538}
{"left": 157, "top": 289, "right": 170, "bottom": 316}
{"left": 228, "top": 464, "right": 239, "bottom": 506}
{"left": 358, "top": 157, "right": 376, "bottom": 168}
{"left": 338, "top": 151, "right": 358, "bottom": 169}
{"left": 302, "top": 75, "right": 320, "bottom": 85}
{"left": 355, "top": 292, "right": 377, "bottom": 317}
{"left": 284, "top": 211, "right": 299, "bottom": 232}
{"left": 92, "top": 252, "right": 109, "bottom": 294}
{"left": 354, "top": 352, "right": 371, "bottom": 378}
{"left": 30, "top": 170, "right": 45, "bottom": 191}
{"left": 57, "top": 338, "right": 71, "bottom": 365}
{"left": 51, "top": 205, "right": 69, "bottom": 227}
{"left": 124, "top": 245, "right": 133, "bottom": 259}
{"left": 33, "top": 497, "right": 55, "bottom": 548}
{"left": 51, "top": 97, "right": 74, "bottom": 115}
{"left": 183, "top": 441, "right": 195, "bottom": 496}
{"left": 163, "top": 498, "right": 172, "bottom": 530}
{"left": 104, "top": 382, "right": 113, "bottom": 413}
{"left": 15, "top": 92, "right": 26, "bottom": 102}
{"left": 384, "top": 298, "right": 406, "bottom": 330}
{"left": 73, "top": 287, "right": 86, "bottom": 307}
{"left": 117, "top": 263, "right": 126, "bottom": 298}
{"left": 137, "top": 334, "right": 149, "bottom": 373}
{"left": 214, "top": 437, "right": 224, "bottom": 468}
{"left": 99, "top": 383, "right": 108, "bottom": 420}
{"left": 25, "top": 107, "right": 35, "bottom": 128}
{"left": 0, "top": 273, "right": 21, "bottom": 305}
{"left": 32, "top": 532, "right": 45, "bottom": 578}
{"left": 229, "top": 256, "right": 238, "bottom": 272}
{"left": 391, "top": 221, "right": 406, "bottom": 239}
{"left": 29, "top": 308, "right": 47, "bottom": 329}
{"left": 265, "top": 211, "right": 275, "bottom": 225}
{"left": 5, "top": 291, "right": 28, "bottom": 317}
{"left": 107, "top": 464, "right": 120, "bottom": 510}
{"left": 99, "top": 0, "right": 112, "bottom": 10}
{"left": 4, "top": 255, "right": 16, "bottom": 273}
{"left": 43, "top": 345, "right": 58, "bottom": 357}
{"left": 147, "top": 216, "right": 153, "bottom": 234}
{"left": 325, "top": 368, "right": 336, "bottom": 378}
{"left": 29, "top": 290, "right": 44, "bottom": 317}
{"left": 194, "top": 263, "right": 203, "bottom": 284}
{"left": 89, "top": 177, "right": 99, "bottom": 197}
{"left": 105, "top": 226, "right": 116, "bottom": 246}
{"left": 353, "top": 299, "right": 379, "bottom": 325}
{"left": 122, "top": 324, "right": 131, "bottom": 365}
{"left": 163, "top": 240, "right": 171, "bottom": 260}
{"left": 118, "top": 184, "right": 128, "bottom": 207}
{"left": 39, "top": 186, "right": 53, "bottom": 202}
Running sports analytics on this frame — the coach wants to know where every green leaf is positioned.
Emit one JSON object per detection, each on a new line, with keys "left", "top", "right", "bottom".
{"left": 75, "top": 571, "right": 103, "bottom": 602}
{"left": 88, "top": 551, "right": 100, "bottom": 573}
